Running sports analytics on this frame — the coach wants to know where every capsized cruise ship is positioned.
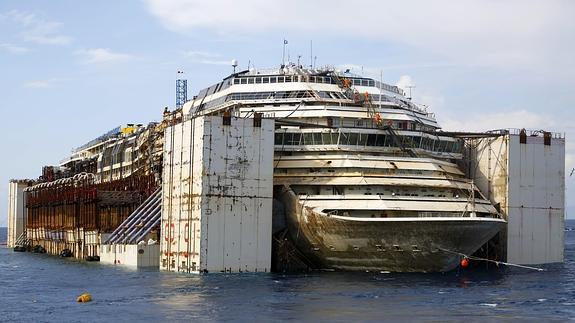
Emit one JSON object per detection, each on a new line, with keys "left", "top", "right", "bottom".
{"left": 13, "top": 63, "right": 508, "bottom": 272}
{"left": 180, "top": 64, "right": 506, "bottom": 272}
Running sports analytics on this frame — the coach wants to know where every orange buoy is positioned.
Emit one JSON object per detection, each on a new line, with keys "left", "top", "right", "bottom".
{"left": 460, "top": 258, "right": 469, "bottom": 268}
{"left": 76, "top": 293, "right": 92, "bottom": 303}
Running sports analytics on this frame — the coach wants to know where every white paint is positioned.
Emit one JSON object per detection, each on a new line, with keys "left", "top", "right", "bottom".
{"left": 161, "top": 116, "right": 274, "bottom": 273}
{"left": 100, "top": 244, "right": 160, "bottom": 267}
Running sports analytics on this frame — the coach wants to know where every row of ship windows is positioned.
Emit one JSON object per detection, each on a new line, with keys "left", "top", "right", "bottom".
{"left": 292, "top": 185, "right": 460, "bottom": 198}
{"left": 277, "top": 168, "right": 430, "bottom": 175}
{"left": 100, "top": 150, "right": 135, "bottom": 168}
{"left": 275, "top": 132, "right": 464, "bottom": 154}
{"left": 227, "top": 90, "right": 350, "bottom": 101}
{"left": 234, "top": 75, "right": 302, "bottom": 84}
{"left": 232, "top": 75, "right": 396, "bottom": 92}
{"left": 198, "top": 90, "right": 397, "bottom": 111}
{"left": 196, "top": 75, "right": 401, "bottom": 102}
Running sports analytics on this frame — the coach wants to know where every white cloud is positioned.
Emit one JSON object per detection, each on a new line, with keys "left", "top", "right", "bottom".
{"left": 396, "top": 75, "right": 414, "bottom": 93}
{"left": 4, "top": 10, "right": 72, "bottom": 45}
{"left": 75, "top": 48, "right": 135, "bottom": 64}
{"left": 144, "top": 0, "right": 575, "bottom": 72}
{"left": 23, "top": 78, "right": 62, "bottom": 89}
{"left": 0, "top": 43, "right": 29, "bottom": 54}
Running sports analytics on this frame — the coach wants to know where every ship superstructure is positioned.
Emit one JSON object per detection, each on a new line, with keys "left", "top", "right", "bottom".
{"left": 179, "top": 64, "right": 506, "bottom": 272}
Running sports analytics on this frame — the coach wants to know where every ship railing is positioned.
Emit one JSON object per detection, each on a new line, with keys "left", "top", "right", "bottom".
{"left": 416, "top": 212, "right": 499, "bottom": 218}
{"left": 486, "top": 128, "right": 564, "bottom": 139}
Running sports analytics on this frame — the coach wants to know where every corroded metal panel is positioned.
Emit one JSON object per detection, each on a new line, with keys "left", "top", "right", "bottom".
{"left": 161, "top": 116, "right": 274, "bottom": 273}
{"left": 468, "top": 134, "right": 565, "bottom": 265}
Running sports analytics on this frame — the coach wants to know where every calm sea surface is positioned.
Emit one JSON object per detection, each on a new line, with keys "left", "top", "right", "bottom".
{"left": 1, "top": 222, "right": 575, "bottom": 322}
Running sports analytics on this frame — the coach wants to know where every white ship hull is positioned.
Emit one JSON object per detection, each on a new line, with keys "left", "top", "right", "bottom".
{"left": 278, "top": 186, "right": 505, "bottom": 272}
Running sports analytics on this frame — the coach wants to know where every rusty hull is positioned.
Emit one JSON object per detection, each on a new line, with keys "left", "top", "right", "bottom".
{"left": 278, "top": 186, "right": 506, "bottom": 272}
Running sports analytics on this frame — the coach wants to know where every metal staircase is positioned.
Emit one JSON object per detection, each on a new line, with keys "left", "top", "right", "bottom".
{"left": 14, "top": 231, "right": 30, "bottom": 247}
{"left": 104, "top": 188, "right": 162, "bottom": 245}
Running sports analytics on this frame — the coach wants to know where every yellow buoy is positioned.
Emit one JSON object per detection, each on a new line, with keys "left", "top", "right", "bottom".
{"left": 76, "top": 293, "right": 92, "bottom": 303}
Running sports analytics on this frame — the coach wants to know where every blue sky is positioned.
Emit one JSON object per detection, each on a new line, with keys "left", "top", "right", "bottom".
{"left": 1, "top": 0, "right": 574, "bottom": 226}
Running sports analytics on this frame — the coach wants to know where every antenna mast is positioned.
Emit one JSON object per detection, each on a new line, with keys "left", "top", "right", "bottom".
{"left": 282, "top": 39, "right": 288, "bottom": 66}
{"left": 175, "top": 70, "right": 187, "bottom": 108}
{"left": 310, "top": 40, "right": 313, "bottom": 69}
{"left": 406, "top": 85, "right": 415, "bottom": 100}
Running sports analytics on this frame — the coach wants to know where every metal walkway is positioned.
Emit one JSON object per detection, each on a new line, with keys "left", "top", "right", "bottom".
{"left": 104, "top": 188, "right": 162, "bottom": 244}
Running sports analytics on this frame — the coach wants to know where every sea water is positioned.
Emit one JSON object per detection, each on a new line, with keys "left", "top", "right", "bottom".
{"left": 1, "top": 222, "right": 574, "bottom": 322}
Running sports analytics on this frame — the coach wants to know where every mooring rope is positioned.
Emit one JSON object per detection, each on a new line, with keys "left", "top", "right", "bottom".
{"left": 437, "top": 247, "right": 545, "bottom": 272}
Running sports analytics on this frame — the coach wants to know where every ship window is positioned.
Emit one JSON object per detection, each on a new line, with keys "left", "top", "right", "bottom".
{"left": 262, "top": 77, "right": 269, "bottom": 83}
{"left": 274, "top": 133, "right": 284, "bottom": 145}
{"left": 290, "top": 133, "right": 301, "bottom": 145}
{"left": 255, "top": 77, "right": 262, "bottom": 84}
{"left": 383, "top": 134, "right": 393, "bottom": 147}
{"left": 277, "top": 76, "right": 284, "bottom": 83}
{"left": 309, "top": 76, "right": 316, "bottom": 83}
{"left": 437, "top": 140, "right": 447, "bottom": 152}
{"left": 270, "top": 77, "right": 277, "bottom": 83}
{"left": 283, "top": 133, "right": 293, "bottom": 145}
{"left": 339, "top": 132, "right": 349, "bottom": 145}
{"left": 429, "top": 139, "right": 436, "bottom": 151}
{"left": 376, "top": 134, "right": 386, "bottom": 146}
{"left": 453, "top": 140, "right": 462, "bottom": 153}
{"left": 313, "top": 133, "right": 322, "bottom": 145}
{"left": 348, "top": 133, "right": 359, "bottom": 145}
{"left": 303, "top": 133, "right": 314, "bottom": 145}
{"left": 368, "top": 80, "right": 375, "bottom": 87}
{"left": 248, "top": 78, "right": 254, "bottom": 84}
{"left": 322, "top": 133, "right": 333, "bottom": 145}
{"left": 285, "top": 76, "right": 292, "bottom": 82}
{"left": 234, "top": 79, "right": 240, "bottom": 84}
{"left": 420, "top": 137, "right": 429, "bottom": 150}
{"left": 412, "top": 136, "right": 422, "bottom": 148}
{"left": 330, "top": 132, "right": 338, "bottom": 144}
{"left": 367, "top": 134, "right": 377, "bottom": 146}
{"left": 361, "top": 79, "right": 369, "bottom": 86}
{"left": 357, "top": 133, "right": 367, "bottom": 146}
{"left": 444, "top": 141, "right": 453, "bottom": 152}
{"left": 353, "top": 79, "right": 361, "bottom": 86}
